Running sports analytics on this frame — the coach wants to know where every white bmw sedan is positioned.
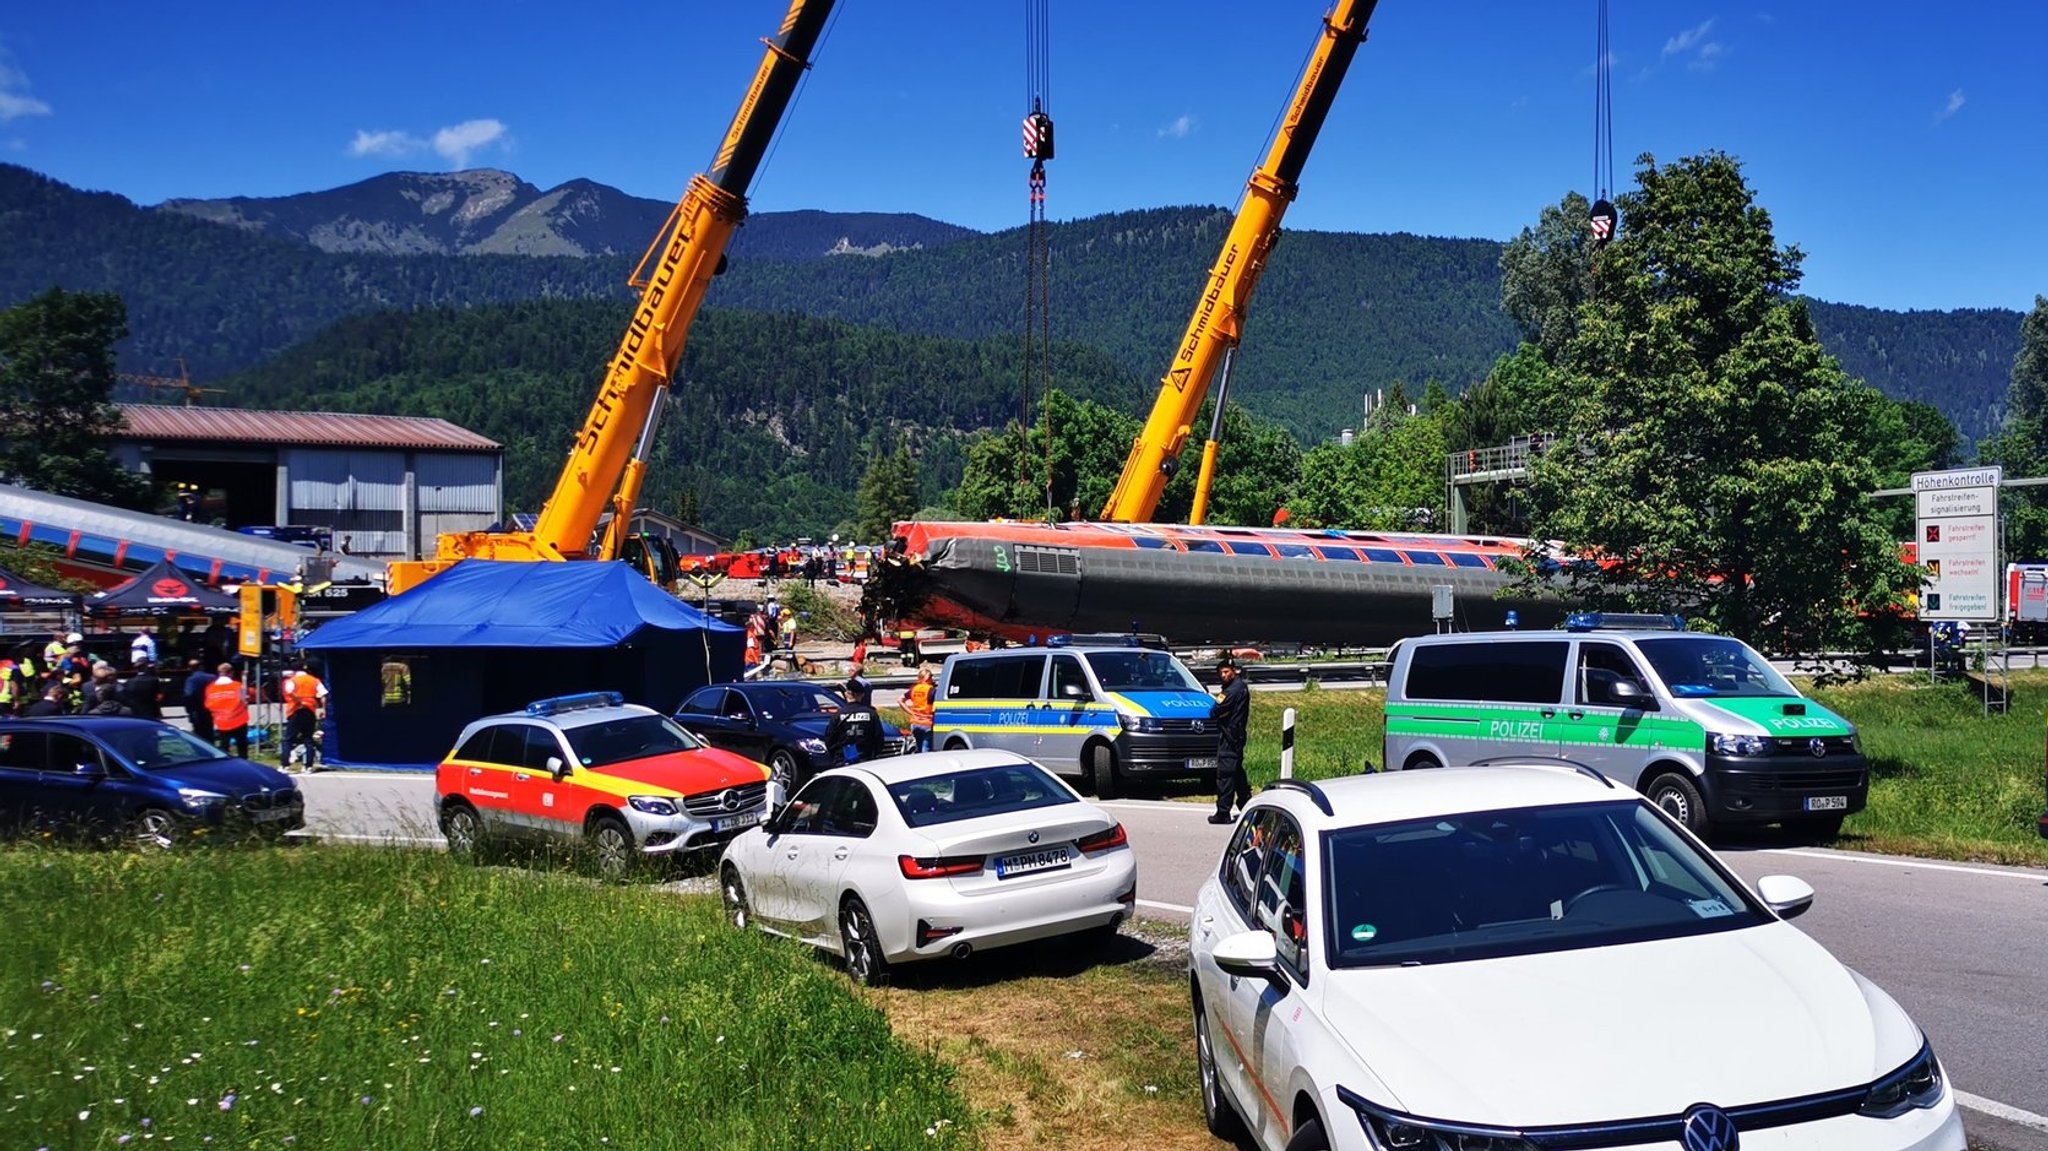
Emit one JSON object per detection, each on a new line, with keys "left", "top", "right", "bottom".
{"left": 1191, "top": 764, "right": 1965, "bottom": 1151}
{"left": 717, "top": 748, "right": 1138, "bottom": 984}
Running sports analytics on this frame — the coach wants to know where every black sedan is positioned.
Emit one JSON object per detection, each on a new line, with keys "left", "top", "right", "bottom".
{"left": 673, "top": 681, "right": 904, "bottom": 792}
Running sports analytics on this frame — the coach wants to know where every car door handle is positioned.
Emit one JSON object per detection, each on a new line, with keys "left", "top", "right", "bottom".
{"left": 1567, "top": 709, "right": 1585, "bottom": 720}
{"left": 468, "top": 768, "right": 482, "bottom": 776}
{"left": 514, "top": 773, "right": 531, "bottom": 781}
{"left": 833, "top": 847, "right": 850, "bottom": 861}
{"left": 785, "top": 848, "right": 800, "bottom": 859}
{"left": 1540, "top": 708, "right": 1557, "bottom": 718}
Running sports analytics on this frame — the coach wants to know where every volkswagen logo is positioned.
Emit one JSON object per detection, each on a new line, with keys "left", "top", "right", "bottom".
{"left": 1027, "top": 830, "right": 1040, "bottom": 844}
{"left": 1191, "top": 720, "right": 1207, "bottom": 734}
{"left": 1809, "top": 737, "right": 1827, "bottom": 759}
{"left": 719, "top": 789, "right": 742, "bottom": 812}
{"left": 1681, "top": 1105, "right": 1739, "bottom": 1151}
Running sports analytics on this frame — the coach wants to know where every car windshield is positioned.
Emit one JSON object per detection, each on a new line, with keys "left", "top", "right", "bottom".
{"left": 562, "top": 715, "right": 703, "bottom": 767}
{"left": 1325, "top": 799, "right": 1766, "bottom": 967}
{"left": 743, "top": 684, "right": 842, "bottom": 719}
{"left": 1633, "top": 636, "right": 1796, "bottom": 698}
{"left": 101, "top": 725, "right": 230, "bottom": 770}
{"left": 888, "top": 762, "right": 1076, "bottom": 827}
{"left": 1083, "top": 650, "right": 1202, "bottom": 692}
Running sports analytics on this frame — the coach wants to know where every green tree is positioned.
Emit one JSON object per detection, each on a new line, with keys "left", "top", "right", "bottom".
{"left": 1979, "top": 296, "right": 2048, "bottom": 556}
{"left": 1294, "top": 401, "right": 1449, "bottom": 530}
{"left": 0, "top": 288, "right": 153, "bottom": 508}
{"left": 1499, "top": 190, "right": 1600, "bottom": 363}
{"left": 853, "top": 439, "right": 920, "bottom": 541}
{"left": 1514, "top": 152, "right": 1916, "bottom": 657}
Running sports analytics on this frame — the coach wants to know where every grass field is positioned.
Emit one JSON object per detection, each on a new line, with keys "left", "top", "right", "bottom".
{"left": 0, "top": 846, "right": 972, "bottom": 1151}
{"left": 1229, "top": 674, "right": 2048, "bottom": 865}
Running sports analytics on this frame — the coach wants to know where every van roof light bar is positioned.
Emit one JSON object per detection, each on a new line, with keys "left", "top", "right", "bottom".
{"left": 1564, "top": 612, "right": 1686, "bottom": 632}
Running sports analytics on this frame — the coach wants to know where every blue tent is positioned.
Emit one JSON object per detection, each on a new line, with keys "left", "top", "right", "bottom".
{"left": 300, "top": 561, "right": 744, "bottom": 769}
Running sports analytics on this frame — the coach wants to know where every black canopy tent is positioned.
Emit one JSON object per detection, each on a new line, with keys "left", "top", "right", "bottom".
{"left": 87, "top": 558, "right": 240, "bottom": 617}
{"left": 0, "top": 565, "right": 82, "bottom": 611}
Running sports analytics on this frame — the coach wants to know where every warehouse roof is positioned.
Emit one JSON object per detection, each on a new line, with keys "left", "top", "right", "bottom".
{"left": 117, "top": 405, "right": 500, "bottom": 452}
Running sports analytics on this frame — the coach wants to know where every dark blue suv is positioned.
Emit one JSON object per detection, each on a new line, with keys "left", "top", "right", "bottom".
{"left": 0, "top": 717, "right": 304, "bottom": 848}
{"left": 673, "top": 681, "right": 905, "bottom": 792}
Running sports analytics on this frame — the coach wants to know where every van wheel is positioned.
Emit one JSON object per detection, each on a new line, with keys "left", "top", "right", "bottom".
{"left": 1645, "top": 772, "right": 1708, "bottom": 837}
{"left": 1090, "top": 745, "right": 1119, "bottom": 800}
{"left": 1403, "top": 752, "right": 1442, "bottom": 771}
{"left": 943, "top": 737, "right": 970, "bottom": 752}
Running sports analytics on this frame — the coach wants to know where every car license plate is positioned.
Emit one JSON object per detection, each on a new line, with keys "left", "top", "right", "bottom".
{"left": 995, "top": 846, "right": 1072, "bottom": 879}
{"left": 1805, "top": 795, "right": 1848, "bottom": 812}
{"left": 713, "top": 810, "right": 764, "bottom": 833}
{"left": 249, "top": 806, "right": 294, "bottom": 822}
{"left": 1187, "top": 756, "right": 1218, "bottom": 772}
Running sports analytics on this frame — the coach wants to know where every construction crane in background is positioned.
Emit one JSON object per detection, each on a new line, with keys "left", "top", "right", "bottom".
{"left": 116, "top": 358, "right": 226, "bottom": 407}
{"left": 1099, "top": 0, "right": 1377, "bottom": 524}
{"left": 1588, "top": 0, "right": 1618, "bottom": 247}
{"left": 1020, "top": 0, "right": 1057, "bottom": 513}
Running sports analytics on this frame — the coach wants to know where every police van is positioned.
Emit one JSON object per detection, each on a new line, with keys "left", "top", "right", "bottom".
{"left": 1382, "top": 614, "right": 1867, "bottom": 838}
{"left": 930, "top": 637, "right": 1219, "bottom": 799}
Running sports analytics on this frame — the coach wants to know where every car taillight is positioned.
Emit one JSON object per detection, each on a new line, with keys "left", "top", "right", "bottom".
{"left": 898, "top": 854, "right": 985, "bottom": 879}
{"left": 1076, "top": 822, "right": 1128, "bottom": 853}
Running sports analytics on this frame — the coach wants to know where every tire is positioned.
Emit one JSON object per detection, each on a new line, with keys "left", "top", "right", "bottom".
{"left": 942, "top": 737, "right": 970, "bottom": 752}
{"left": 586, "top": 815, "right": 636, "bottom": 883}
{"left": 1403, "top": 752, "right": 1442, "bottom": 771}
{"left": 130, "top": 807, "right": 179, "bottom": 852}
{"left": 1282, "top": 1117, "right": 1329, "bottom": 1151}
{"left": 441, "top": 801, "right": 484, "bottom": 862}
{"left": 721, "top": 864, "right": 751, "bottom": 931}
{"left": 1193, "top": 990, "right": 1246, "bottom": 1140}
{"left": 838, "top": 895, "right": 890, "bottom": 986}
{"left": 767, "top": 748, "right": 802, "bottom": 794}
{"left": 1645, "top": 771, "right": 1709, "bottom": 838}
{"left": 1090, "top": 744, "right": 1119, "bottom": 800}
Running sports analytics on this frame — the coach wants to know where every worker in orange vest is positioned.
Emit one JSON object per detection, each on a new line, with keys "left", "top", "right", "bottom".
{"left": 903, "top": 665, "right": 936, "bottom": 753}
{"left": 204, "top": 662, "right": 252, "bottom": 759}
{"left": 283, "top": 664, "right": 328, "bottom": 772}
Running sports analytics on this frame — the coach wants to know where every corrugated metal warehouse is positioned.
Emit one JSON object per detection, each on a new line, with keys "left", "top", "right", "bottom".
{"left": 110, "top": 406, "right": 503, "bottom": 561}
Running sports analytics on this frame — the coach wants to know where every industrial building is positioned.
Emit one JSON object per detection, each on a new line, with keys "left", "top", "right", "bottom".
{"left": 109, "top": 406, "right": 503, "bottom": 561}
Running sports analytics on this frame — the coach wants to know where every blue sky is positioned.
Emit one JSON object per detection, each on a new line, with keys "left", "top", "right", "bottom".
{"left": 2, "top": 1, "right": 2042, "bottom": 314}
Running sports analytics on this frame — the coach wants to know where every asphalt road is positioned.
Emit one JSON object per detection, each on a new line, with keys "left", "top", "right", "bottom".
{"left": 294, "top": 772, "right": 2048, "bottom": 1150}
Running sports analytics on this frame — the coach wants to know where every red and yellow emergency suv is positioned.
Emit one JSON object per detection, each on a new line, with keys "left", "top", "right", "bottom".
{"left": 435, "top": 692, "right": 772, "bottom": 878}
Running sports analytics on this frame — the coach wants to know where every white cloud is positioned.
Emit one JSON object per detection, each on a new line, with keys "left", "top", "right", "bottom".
{"left": 1157, "top": 114, "right": 1195, "bottom": 140}
{"left": 432, "top": 119, "right": 507, "bottom": 167}
{"left": 1662, "top": 19, "right": 1716, "bottom": 58}
{"left": 1688, "top": 41, "right": 1727, "bottom": 72}
{"left": 348, "top": 129, "right": 426, "bottom": 158}
{"left": 0, "top": 51, "right": 52, "bottom": 121}
{"left": 1939, "top": 89, "right": 1966, "bottom": 121}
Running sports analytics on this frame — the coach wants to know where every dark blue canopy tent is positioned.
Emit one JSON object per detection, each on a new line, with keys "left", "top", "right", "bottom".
{"left": 300, "top": 561, "right": 744, "bottom": 769}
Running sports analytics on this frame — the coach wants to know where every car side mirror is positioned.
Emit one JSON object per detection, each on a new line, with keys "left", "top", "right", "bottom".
{"left": 1212, "top": 929, "right": 1285, "bottom": 984}
{"left": 1604, "top": 679, "right": 1656, "bottom": 709}
{"left": 547, "top": 755, "right": 568, "bottom": 781}
{"left": 74, "top": 761, "right": 106, "bottom": 777}
{"left": 1754, "top": 874, "right": 1814, "bottom": 920}
{"left": 1059, "top": 682, "right": 1088, "bottom": 700}
{"left": 763, "top": 808, "right": 791, "bottom": 836}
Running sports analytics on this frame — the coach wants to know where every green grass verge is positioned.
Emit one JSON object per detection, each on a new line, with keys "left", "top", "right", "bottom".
{"left": 1234, "top": 678, "right": 2048, "bottom": 866}
{"left": 0, "top": 846, "right": 973, "bottom": 1150}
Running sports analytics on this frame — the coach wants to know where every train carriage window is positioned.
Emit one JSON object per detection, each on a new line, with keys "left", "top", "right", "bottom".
{"left": 1274, "top": 544, "right": 1315, "bottom": 559}
{"left": 1131, "top": 536, "right": 1176, "bottom": 550}
{"left": 1363, "top": 548, "right": 1404, "bottom": 563}
{"left": 1448, "top": 552, "right": 1493, "bottom": 569}
{"left": 1225, "top": 541, "right": 1275, "bottom": 557}
{"left": 1185, "top": 539, "right": 1226, "bottom": 554}
{"left": 1401, "top": 551, "right": 1449, "bottom": 566}
{"left": 1315, "top": 546, "right": 1363, "bottom": 562}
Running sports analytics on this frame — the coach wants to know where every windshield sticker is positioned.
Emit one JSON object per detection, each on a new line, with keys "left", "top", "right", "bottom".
{"left": 1687, "top": 898, "right": 1735, "bottom": 919}
{"left": 1668, "top": 684, "right": 1716, "bottom": 697}
{"left": 1350, "top": 924, "right": 1378, "bottom": 943}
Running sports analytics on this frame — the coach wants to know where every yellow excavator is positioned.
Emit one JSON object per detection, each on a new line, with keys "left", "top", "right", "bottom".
{"left": 386, "top": 0, "right": 838, "bottom": 594}
{"left": 1098, "top": 0, "right": 1376, "bottom": 525}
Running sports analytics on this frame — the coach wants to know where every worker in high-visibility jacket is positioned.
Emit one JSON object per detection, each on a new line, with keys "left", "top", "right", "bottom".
{"left": 903, "top": 665, "right": 936, "bottom": 754}
{"left": 0, "top": 659, "right": 17, "bottom": 716}
{"left": 204, "top": 663, "right": 253, "bottom": 759}
{"left": 283, "top": 665, "right": 328, "bottom": 771}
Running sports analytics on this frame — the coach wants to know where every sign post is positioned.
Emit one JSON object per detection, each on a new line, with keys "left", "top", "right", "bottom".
{"left": 1912, "top": 467, "right": 2004, "bottom": 706}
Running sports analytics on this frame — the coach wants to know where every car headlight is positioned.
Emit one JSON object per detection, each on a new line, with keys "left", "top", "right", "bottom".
{"left": 1342, "top": 1089, "right": 1537, "bottom": 1151}
{"left": 177, "top": 788, "right": 227, "bottom": 810}
{"left": 1848, "top": 729, "right": 1862, "bottom": 753}
{"left": 1860, "top": 1041, "right": 1944, "bottom": 1118}
{"left": 1708, "top": 731, "right": 1769, "bottom": 756}
{"left": 798, "top": 737, "right": 828, "bottom": 755}
{"left": 627, "top": 795, "right": 679, "bottom": 816}
{"left": 1118, "top": 713, "right": 1162, "bottom": 734}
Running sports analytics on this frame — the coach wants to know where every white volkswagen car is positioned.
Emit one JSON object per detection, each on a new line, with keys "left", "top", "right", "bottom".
{"left": 718, "top": 748, "right": 1137, "bottom": 984}
{"left": 1190, "top": 763, "right": 1965, "bottom": 1151}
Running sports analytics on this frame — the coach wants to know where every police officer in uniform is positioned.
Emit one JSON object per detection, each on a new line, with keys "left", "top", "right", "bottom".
{"left": 1208, "top": 656, "right": 1251, "bottom": 824}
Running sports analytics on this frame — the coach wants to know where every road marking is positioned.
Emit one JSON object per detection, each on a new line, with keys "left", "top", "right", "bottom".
{"left": 1137, "top": 898, "right": 1194, "bottom": 914}
{"left": 1955, "top": 1090, "right": 2048, "bottom": 1134}
{"left": 1098, "top": 800, "right": 1221, "bottom": 814}
{"left": 1761, "top": 848, "right": 2046, "bottom": 882}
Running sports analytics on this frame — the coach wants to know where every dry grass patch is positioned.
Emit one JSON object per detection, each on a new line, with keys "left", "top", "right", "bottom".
{"left": 867, "top": 922, "right": 1220, "bottom": 1151}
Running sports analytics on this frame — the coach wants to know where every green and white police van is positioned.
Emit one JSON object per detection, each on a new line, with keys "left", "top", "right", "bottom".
{"left": 1382, "top": 614, "right": 1867, "bottom": 838}
{"left": 931, "top": 637, "right": 1220, "bottom": 800}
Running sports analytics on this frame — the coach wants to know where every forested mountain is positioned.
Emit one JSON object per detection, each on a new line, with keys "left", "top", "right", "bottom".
{"left": 157, "top": 168, "right": 974, "bottom": 260}
{"left": 222, "top": 300, "right": 1142, "bottom": 540}
{"left": 0, "top": 163, "right": 2026, "bottom": 446}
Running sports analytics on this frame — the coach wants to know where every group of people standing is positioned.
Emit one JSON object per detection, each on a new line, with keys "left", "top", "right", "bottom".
{"left": 1, "top": 629, "right": 169, "bottom": 718}
{"left": 743, "top": 596, "right": 800, "bottom": 667}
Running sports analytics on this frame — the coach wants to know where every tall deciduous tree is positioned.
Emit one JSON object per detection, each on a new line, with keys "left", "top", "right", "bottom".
{"left": 1978, "top": 296, "right": 2048, "bottom": 556}
{"left": 1499, "top": 190, "right": 1599, "bottom": 363}
{"left": 0, "top": 288, "right": 153, "bottom": 509}
{"left": 1515, "top": 152, "right": 1916, "bottom": 656}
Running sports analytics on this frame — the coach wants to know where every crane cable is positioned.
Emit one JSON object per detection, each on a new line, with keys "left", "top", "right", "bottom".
{"left": 1588, "top": 0, "right": 1617, "bottom": 247}
{"left": 1021, "top": 0, "right": 1055, "bottom": 512}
